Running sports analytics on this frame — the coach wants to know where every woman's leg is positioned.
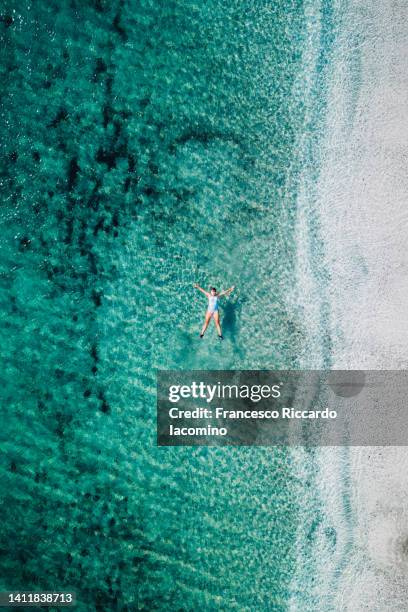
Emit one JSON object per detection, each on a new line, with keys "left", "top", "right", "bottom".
{"left": 213, "top": 311, "right": 222, "bottom": 337}
{"left": 200, "top": 311, "right": 212, "bottom": 336}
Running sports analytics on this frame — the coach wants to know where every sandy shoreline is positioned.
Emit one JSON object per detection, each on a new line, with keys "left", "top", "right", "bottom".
{"left": 318, "top": 0, "right": 408, "bottom": 370}
{"left": 313, "top": 0, "right": 408, "bottom": 608}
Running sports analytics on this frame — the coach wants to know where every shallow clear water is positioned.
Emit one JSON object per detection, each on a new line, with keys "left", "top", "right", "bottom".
{"left": 0, "top": 1, "right": 335, "bottom": 609}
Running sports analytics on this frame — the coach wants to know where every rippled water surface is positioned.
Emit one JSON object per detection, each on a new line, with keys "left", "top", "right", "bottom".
{"left": 0, "top": 1, "right": 332, "bottom": 609}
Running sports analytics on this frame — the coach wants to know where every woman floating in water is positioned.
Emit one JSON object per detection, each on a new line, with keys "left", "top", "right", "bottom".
{"left": 193, "top": 284, "right": 235, "bottom": 340}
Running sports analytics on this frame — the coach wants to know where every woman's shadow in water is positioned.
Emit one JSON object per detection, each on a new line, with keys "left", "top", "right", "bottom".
{"left": 222, "top": 297, "right": 246, "bottom": 339}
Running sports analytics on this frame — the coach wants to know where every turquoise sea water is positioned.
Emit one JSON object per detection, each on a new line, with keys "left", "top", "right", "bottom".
{"left": 1, "top": 1, "right": 336, "bottom": 609}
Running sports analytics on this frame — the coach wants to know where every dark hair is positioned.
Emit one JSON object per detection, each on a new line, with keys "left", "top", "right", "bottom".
{"left": 211, "top": 287, "right": 217, "bottom": 292}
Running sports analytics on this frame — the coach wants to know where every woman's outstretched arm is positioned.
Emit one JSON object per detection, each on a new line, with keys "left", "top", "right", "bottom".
{"left": 219, "top": 286, "right": 235, "bottom": 296}
{"left": 194, "top": 283, "right": 210, "bottom": 297}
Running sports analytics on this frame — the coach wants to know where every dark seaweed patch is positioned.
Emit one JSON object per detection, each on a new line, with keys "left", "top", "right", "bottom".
{"left": 92, "top": 290, "right": 102, "bottom": 307}
{"left": 48, "top": 108, "right": 69, "bottom": 129}
{"left": 93, "top": 217, "right": 105, "bottom": 236}
{"left": 113, "top": 13, "right": 127, "bottom": 41}
{"left": 139, "top": 98, "right": 150, "bottom": 110}
{"left": 148, "top": 161, "right": 159, "bottom": 175}
{"left": 1, "top": 15, "right": 13, "bottom": 27}
{"left": 67, "top": 157, "right": 80, "bottom": 191}
{"left": 98, "top": 392, "right": 110, "bottom": 413}
{"left": 105, "top": 74, "right": 113, "bottom": 96}
{"left": 96, "top": 147, "right": 116, "bottom": 170}
{"left": 103, "top": 104, "right": 113, "bottom": 128}
{"left": 93, "top": 0, "right": 104, "bottom": 12}
{"left": 64, "top": 216, "right": 74, "bottom": 245}
{"left": 92, "top": 57, "right": 107, "bottom": 82}
{"left": 88, "top": 251, "right": 98, "bottom": 275}
{"left": 127, "top": 155, "right": 135, "bottom": 173}
{"left": 90, "top": 343, "right": 98, "bottom": 375}
{"left": 142, "top": 185, "right": 159, "bottom": 197}
{"left": 19, "top": 236, "right": 31, "bottom": 250}
{"left": 90, "top": 344, "right": 98, "bottom": 363}
{"left": 112, "top": 120, "right": 122, "bottom": 141}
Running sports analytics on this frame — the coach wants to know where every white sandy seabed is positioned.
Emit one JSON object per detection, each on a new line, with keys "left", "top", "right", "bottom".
{"left": 291, "top": 0, "right": 408, "bottom": 609}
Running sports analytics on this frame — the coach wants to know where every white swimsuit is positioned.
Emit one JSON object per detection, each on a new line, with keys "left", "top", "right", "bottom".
{"left": 208, "top": 295, "right": 219, "bottom": 313}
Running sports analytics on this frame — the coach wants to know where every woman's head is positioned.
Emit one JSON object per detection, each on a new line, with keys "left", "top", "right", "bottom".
{"left": 210, "top": 287, "right": 217, "bottom": 295}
